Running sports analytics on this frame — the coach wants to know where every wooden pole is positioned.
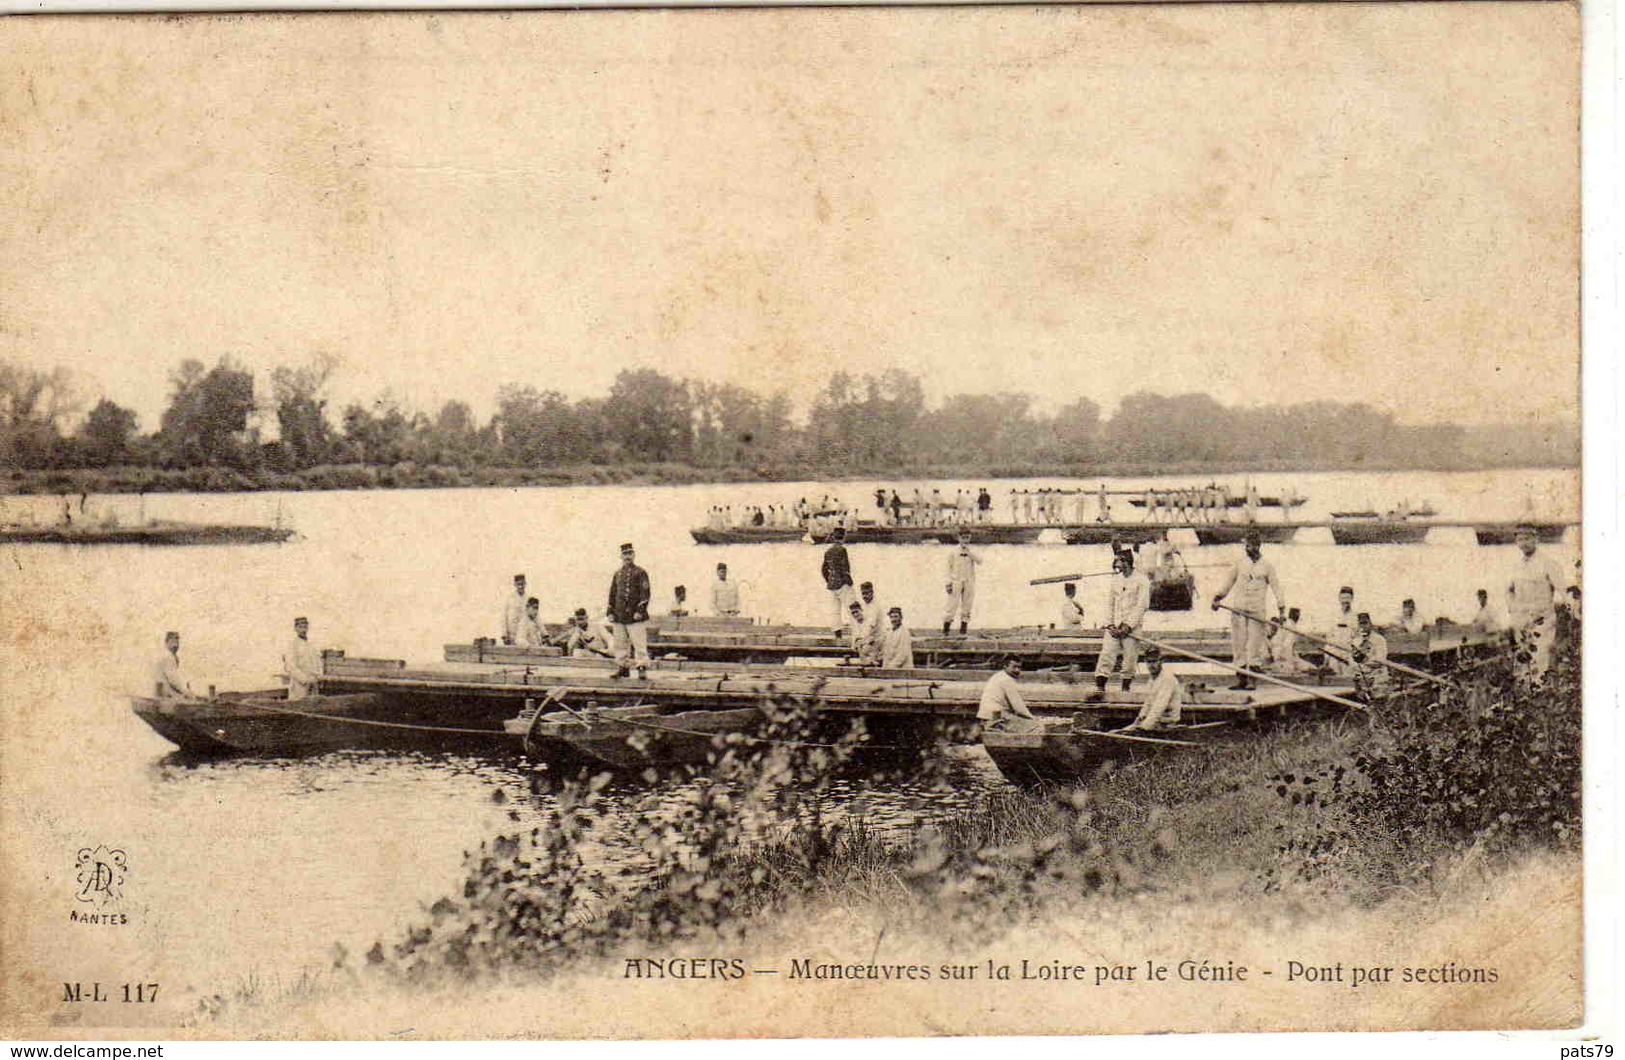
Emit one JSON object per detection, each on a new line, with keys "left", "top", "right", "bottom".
{"left": 1214, "top": 603, "right": 1450, "bottom": 688}
{"left": 1074, "top": 729, "right": 1203, "bottom": 748}
{"left": 1126, "top": 631, "right": 1368, "bottom": 713}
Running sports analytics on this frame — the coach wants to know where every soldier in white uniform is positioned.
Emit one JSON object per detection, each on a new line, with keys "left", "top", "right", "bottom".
{"left": 1325, "top": 586, "right": 1358, "bottom": 674}
{"left": 856, "top": 582, "right": 886, "bottom": 665}
{"left": 711, "top": 563, "right": 742, "bottom": 617}
{"left": 1388, "top": 598, "right": 1425, "bottom": 635}
{"left": 501, "top": 573, "right": 528, "bottom": 646}
{"left": 153, "top": 631, "right": 193, "bottom": 699}
{"left": 978, "top": 655, "right": 1036, "bottom": 731}
{"left": 281, "top": 616, "right": 322, "bottom": 700}
{"left": 1118, "top": 647, "right": 1183, "bottom": 732}
{"left": 515, "top": 598, "right": 548, "bottom": 648}
{"left": 1506, "top": 526, "right": 1563, "bottom": 676}
{"left": 880, "top": 608, "right": 914, "bottom": 669}
{"left": 942, "top": 535, "right": 981, "bottom": 635}
{"left": 1059, "top": 582, "right": 1085, "bottom": 629}
{"left": 1093, "top": 551, "right": 1149, "bottom": 696}
{"left": 1468, "top": 588, "right": 1502, "bottom": 634}
{"left": 1210, "top": 530, "right": 1286, "bottom": 690}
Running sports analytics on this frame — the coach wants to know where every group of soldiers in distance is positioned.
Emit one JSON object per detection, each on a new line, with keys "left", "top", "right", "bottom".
{"left": 704, "top": 485, "right": 1125, "bottom": 533}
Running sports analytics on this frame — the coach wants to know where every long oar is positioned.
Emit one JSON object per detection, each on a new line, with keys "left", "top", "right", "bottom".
{"left": 1030, "top": 562, "right": 1229, "bottom": 586}
{"left": 1126, "top": 630, "right": 1367, "bottom": 713}
{"left": 1215, "top": 603, "right": 1450, "bottom": 689}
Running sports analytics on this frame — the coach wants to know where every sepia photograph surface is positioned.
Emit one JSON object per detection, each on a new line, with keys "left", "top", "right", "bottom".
{"left": 0, "top": 1, "right": 1589, "bottom": 1041}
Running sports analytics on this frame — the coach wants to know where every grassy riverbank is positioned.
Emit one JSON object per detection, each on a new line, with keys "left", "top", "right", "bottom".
{"left": 195, "top": 638, "right": 1583, "bottom": 1036}
{"left": 2, "top": 455, "right": 1580, "bottom": 497}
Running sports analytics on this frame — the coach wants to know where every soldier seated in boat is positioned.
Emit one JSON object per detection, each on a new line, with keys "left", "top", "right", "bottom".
{"left": 515, "top": 598, "right": 548, "bottom": 648}
{"left": 1119, "top": 648, "right": 1182, "bottom": 732}
{"left": 1468, "top": 588, "right": 1503, "bottom": 634}
{"left": 1349, "top": 613, "right": 1390, "bottom": 692}
{"left": 846, "top": 601, "right": 870, "bottom": 657}
{"left": 1387, "top": 598, "right": 1425, "bottom": 635}
{"left": 1059, "top": 582, "right": 1085, "bottom": 629}
{"left": 1268, "top": 608, "right": 1307, "bottom": 675}
{"left": 880, "top": 607, "right": 914, "bottom": 669}
{"left": 978, "top": 655, "right": 1037, "bottom": 732}
{"left": 555, "top": 607, "right": 613, "bottom": 658}
{"left": 154, "top": 631, "right": 193, "bottom": 699}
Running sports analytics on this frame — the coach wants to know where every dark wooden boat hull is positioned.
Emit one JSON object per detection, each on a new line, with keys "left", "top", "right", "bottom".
{"left": 3, "top": 522, "right": 293, "bottom": 546}
{"left": 1328, "top": 522, "right": 1431, "bottom": 545}
{"left": 1062, "top": 525, "right": 1165, "bottom": 546}
{"left": 1191, "top": 524, "right": 1300, "bottom": 545}
{"left": 514, "top": 706, "right": 766, "bottom": 769}
{"left": 1471, "top": 523, "right": 1569, "bottom": 545}
{"left": 130, "top": 691, "right": 388, "bottom": 754}
{"left": 981, "top": 724, "right": 1184, "bottom": 784}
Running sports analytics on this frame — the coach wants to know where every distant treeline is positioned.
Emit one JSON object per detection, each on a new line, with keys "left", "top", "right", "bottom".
{"left": 0, "top": 356, "right": 1577, "bottom": 492}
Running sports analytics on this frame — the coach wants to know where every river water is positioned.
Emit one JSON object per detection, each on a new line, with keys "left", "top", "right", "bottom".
{"left": 0, "top": 468, "right": 1579, "bottom": 1020}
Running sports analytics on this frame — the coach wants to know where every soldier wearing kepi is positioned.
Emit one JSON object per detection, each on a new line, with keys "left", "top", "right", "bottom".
{"left": 1506, "top": 525, "right": 1564, "bottom": 676}
{"left": 281, "top": 616, "right": 321, "bottom": 700}
{"left": 501, "top": 573, "right": 528, "bottom": 646}
{"left": 1211, "top": 530, "right": 1286, "bottom": 690}
{"left": 856, "top": 582, "right": 886, "bottom": 665}
{"left": 606, "top": 542, "right": 652, "bottom": 679}
{"left": 880, "top": 607, "right": 915, "bottom": 669}
{"left": 942, "top": 532, "right": 981, "bottom": 636}
{"left": 711, "top": 562, "right": 741, "bottom": 617}
{"left": 1092, "top": 550, "right": 1149, "bottom": 697}
{"left": 821, "top": 526, "right": 857, "bottom": 637}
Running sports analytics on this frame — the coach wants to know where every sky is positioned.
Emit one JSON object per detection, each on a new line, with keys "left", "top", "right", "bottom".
{"left": 1, "top": 5, "right": 1580, "bottom": 432}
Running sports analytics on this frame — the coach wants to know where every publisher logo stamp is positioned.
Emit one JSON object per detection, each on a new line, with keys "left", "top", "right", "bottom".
{"left": 72, "top": 845, "right": 128, "bottom": 922}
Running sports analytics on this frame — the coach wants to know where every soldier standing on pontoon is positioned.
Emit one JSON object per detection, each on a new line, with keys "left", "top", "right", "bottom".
{"left": 1507, "top": 525, "right": 1564, "bottom": 676}
{"left": 1210, "top": 530, "right": 1286, "bottom": 691}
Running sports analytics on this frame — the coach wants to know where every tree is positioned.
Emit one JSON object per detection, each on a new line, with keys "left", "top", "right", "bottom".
{"left": 494, "top": 385, "right": 598, "bottom": 466}
{"left": 272, "top": 353, "right": 337, "bottom": 469}
{"left": 342, "top": 393, "right": 414, "bottom": 466}
{"left": 1051, "top": 397, "right": 1102, "bottom": 463}
{"left": 77, "top": 399, "right": 139, "bottom": 466}
{"left": 0, "top": 361, "right": 79, "bottom": 469}
{"left": 690, "top": 381, "right": 794, "bottom": 467}
{"left": 602, "top": 369, "right": 692, "bottom": 462}
{"left": 917, "top": 393, "right": 1040, "bottom": 465}
{"left": 157, "top": 357, "right": 256, "bottom": 467}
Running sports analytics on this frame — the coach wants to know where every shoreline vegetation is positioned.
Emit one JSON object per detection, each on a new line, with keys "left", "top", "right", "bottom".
{"left": 196, "top": 633, "right": 1581, "bottom": 1034}
{"left": 1, "top": 357, "right": 1578, "bottom": 498}
{"left": 0, "top": 454, "right": 1582, "bottom": 498}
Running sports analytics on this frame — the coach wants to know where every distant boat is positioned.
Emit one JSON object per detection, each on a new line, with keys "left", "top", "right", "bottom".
{"left": 1191, "top": 524, "right": 1300, "bottom": 546}
{"left": 1470, "top": 522, "right": 1569, "bottom": 545}
{"left": 1, "top": 520, "right": 293, "bottom": 545}
{"left": 1128, "top": 486, "right": 1307, "bottom": 509}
